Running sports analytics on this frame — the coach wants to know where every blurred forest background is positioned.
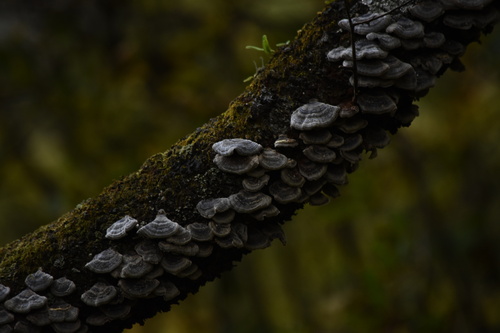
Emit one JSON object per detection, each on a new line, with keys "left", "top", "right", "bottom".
{"left": 1, "top": 0, "right": 500, "bottom": 332}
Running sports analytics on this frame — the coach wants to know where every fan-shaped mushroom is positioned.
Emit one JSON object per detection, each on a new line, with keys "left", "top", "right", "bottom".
{"left": 258, "top": 148, "right": 289, "bottom": 170}
{"left": 137, "top": 210, "right": 181, "bottom": 238}
{"left": 386, "top": 17, "right": 424, "bottom": 39}
{"left": 269, "top": 181, "right": 302, "bottom": 204}
{"left": 242, "top": 174, "right": 270, "bottom": 192}
{"left": 105, "top": 215, "right": 138, "bottom": 240}
{"left": 303, "top": 145, "right": 337, "bottom": 163}
{"left": 213, "top": 154, "right": 260, "bottom": 175}
{"left": 4, "top": 289, "right": 47, "bottom": 314}
{"left": 228, "top": 191, "right": 272, "bottom": 214}
{"left": 85, "top": 248, "right": 123, "bottom": 274}
{"left": 81, "top": 283, "right": 117, "bottom": 307}
{"left": 118, "top": 279, "right": 160, "bottom": 299}
{"left": 298, "top": 159, "right": 328, "bottom": 181}
{"left": 50, "top": 278, "right": 76, "bottom": 297}
{"left": 290, "top": 101, "right": 340, "bottom": 131}
{"left": 186, "top": 223, "right": 213, "bottom": 242}
{"left": 134, "top": 241, "right": 163, "bottom": 265}
{"left": 212, "top": 138, "right": 262, "bottom": 156}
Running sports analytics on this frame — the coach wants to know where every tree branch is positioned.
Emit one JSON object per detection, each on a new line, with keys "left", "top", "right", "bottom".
{"left": 0, "top": 0, "right": 498, "bottom": 332}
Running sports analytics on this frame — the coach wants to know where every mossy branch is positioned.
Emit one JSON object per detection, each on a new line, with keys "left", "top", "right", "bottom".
{"left": 0, "top": 0, "right": 498, "bottom": 332}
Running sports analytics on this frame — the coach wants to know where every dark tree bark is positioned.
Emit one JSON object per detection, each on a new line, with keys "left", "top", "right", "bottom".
{"left": 0, "top": 0, "right": 498, "bottom": 332}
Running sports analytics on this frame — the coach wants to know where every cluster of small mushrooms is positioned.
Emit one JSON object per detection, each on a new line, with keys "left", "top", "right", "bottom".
{"left": 0, "top": 0, "right": 498, "bottom": 331}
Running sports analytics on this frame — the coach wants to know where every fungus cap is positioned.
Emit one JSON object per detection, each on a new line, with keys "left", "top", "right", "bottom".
{"left": 342, "top": 59, "right": 390, "bottom": 77}
{"left": 409, "top": 1, "right": 444, "bottom": 22}
{"left": 119, "top": 254, "right": 154, "bottom": 279}
{"left": 274, "top": 135, "right": 298, "bottom": 148}
{"left": 81, "top": 282, "right": 117, "bottom": 307}
{"left": 48, "top": 301, "right": 79, "bottom": 323}
{"left": 105, "top": 215, "right": 138, "bottom": 240}
{"left": 365, "top": 32, "right": 401, "bottom": 50}
{"left": 324, "top": 165, "right": 348, "bottom": 185}
{"left": 298, "top": 159, "right": 328, "bottom": 181}
{"left": 166, "top": 228, "right": 193, "bottom": 245}
{"left": 299, "top": 129, "right": 332, "bottom": 145}
{"left": 209, "top": 221, "right": 232, "bottom": 237}
{"left": 423, "top": 32, "right": 446, "bottom": 48}
{"left": 137, "top": 210, "right": 181, "bottom": 238}
{"left": 212, "top": 210, "right": 236, "bottom": 224}
{"left": 4, "top": 289, "right": 47, "bottom": 314}
{"left": 356, "top": 91, "right": 397, "bottom": 115}
{"left": 340, "top": 134, "right": 363, "bottom": 152}
{"left": 269, "top": 181, "right": 302, "bottom": 204}
{"left": 258, "top": 148, "right": 289, "bottom": 170}
{"left": 186, "top": 223, "right": 213, "bottom": 242}
{"left": 0, "top": 284, "right": 11, "bottom": 303}
{"left": 196, "top": 197, "right": 231, "bottom": 219}
{"left": 101, "top": 303, "right": 132, "bottom": 319}
{"left": 0, "top": 310, "right": 14, "bottom": 325}
{"left": 309, "top": 192, "right": 330, "bottom": 206}
{"left": 158, "top": 242, "right": 199, "bottom": 256}
{"left": 134, "top": 241, "right": 163, "bottom": 265}
{"left": 213, "top": 154, "right": 260, "bottom": 175}
{"left": 242, "top": 174, "right": 270, "bottom": 192}
{"left": 339, "top": 12, "right": 393, "bottom": 35}
{"left": 228, "top": 191, "right": 272, "bottom": 214}
{"left": 303, "top": 145, "right": 337, "bottom": 163}
{"left": 212, "top": 139, "right": 263, "bottom": 156}
{"left": 85, "top": 248, "right": 123, "bottom": 274}
{"left": 290, "top": 101, "right": 340, "bottom": 131}
{"left": 386, "top": 17, "right": 425, "bottom": 39}
{"left": 118, "top": 279, "right": 160, "bottom": 299}
{"left": 161, "top": 255, "right": 192, "bottom": 275}
{"left": 280, "top": 167, "right": 306, "bottom": 187}
{"left": 50, "top": 278, "right": 76, "bottom": 297}
{"left": 251, "top": 205, "right": 280, "bottom": 221}
{"left": 335, "top": 117, "right": 368, "bottom": 134}
{"left": 25, "top": 269, "right": 53, "bottom": 292}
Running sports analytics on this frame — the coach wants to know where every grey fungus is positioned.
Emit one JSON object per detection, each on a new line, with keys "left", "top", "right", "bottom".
{"left": 365, "top": 32, "right": 401, "bottom": 50}
{"left": 381, "top": 56, "right": 413, "bottom": 80}
{"left": 269, "top": 181, "right": 302, "bottom": 204}
{"left": 409, "top": 1, "right": 444, "bottom": 22}
{"left": 196, "top": 243, "right": 214, "bottom": 257}
{"left": 298, "top": 159, "right": 328, "bottom": 181}
{"left": 327, "top": 133, "right": 345, "bottom": 148}
{"left": 299, "top": 129, "right": 332, "bottom": 145}
{"left": 209, "top": 222, "right": 232, "bottom": 237}
{"left": 213, "top": 154, "right": 260, "bottom": 175}
{"left": 51, "top": 321, "right": 82, "bottom": 333}
{"left": 363, "top": 127, "right": 391, "bottom": 149}
{"left": 48, "top": 301, "right": 79, "bottom": 322}
{"left": 0, "top": 284, "right": 11, "bottom": 302}
{"left": 328, "top": 40, "right": 388, "bottom": 62}
{"left": 280, "top": 167, "right": 306, "bottom": 187}
{"left": 86, "top": 313, "right": 111, "bottom": 326}
{"left": 290, "top": 101, "right": 340, "bottom": 131}
{"left": 134, "top": 241, "right": 163, "bottom": 265}
{"left": 26, "top": 308, "right": 51, "bottom": 326}
{"left": 85, "top": 248, "right": 123, "bottom": 274}
{"left": 119, "top": 254, "right": 154, "bottom": 279}
{"left": 0, "top": 310, "right": 14, "bottom": 325}
{"left": 340, "top": 134, "right": 363, "bottom": 151}
{"left": 338, "top": 12, "right": 393, "bottom": 35}
{"left": 356, "top": 91, "right": 397, "bottom": 115}
{"left": 335, "top": 117, "right": 369, "bottom": 134}
{"left": 242, "top": 174, "right": 270, "bottom": 192}
{"left": 81, "top": 282, "right": 117, "bottom": 307}
{"left": 159, "top": 281, "right": 180, "bottom": 301}
{"left": 4, "top": 289, "right": 47, "bottom": 314}
{"left": 118, "top": 279, "right": 160, "bottom": 299}
{"left": 13, "top": 321, "right": 38, "bottom": 333}
{"left": 186, "top": 223, "right": 213, "bottom": 242}
{"left": 309, "top": 192, "right": 330, "bottom": 206}
{"left": 251, "top": 205, "right": 280, "bottom": 221}
{"left": 228, "top": 190, "right": 272, "bottom": 214}
{"left": 212, "top": 139, "right": 262, "bottom": 157}
{"left": 274, "top": 134, "right": 298, "bottom": 148}
{"left": 246, "top": 167, "right": 267, "bottom": 178}
{"left": 165, "top": 228, "right": 193, "bottom": 245}
{"left": 386, "top": 17, "right": 425, "bottom": 39}
{"left": 100, "top": 303, "right": 131, "bottom": 319}
{"left": 324, "top": 165, "right": 348, "bottom": 185}
{"left": 261, "top": 223, "right": 287, "bottom": 245}
{"left": 105, "top": 215, "right": 138, "bottom": 240}
{"left": 144, "top": 266, "right": 165, "bottom": 280}
{"left": 0, "top": 324, "right": 12, "bottom": 333}
{"left": 196, "top": 197, "right": 231, "bottom": 219}
{"left": 158, "top": 241, "right": 199, "bottom": 256}
{"left": 323, "top": 183, "right": 341, "bottom": 198}
{"left": 446, "top": 0, "right": 493, "bottom": 10}
{"left": 302, "top": 145, "right": 337, "bottom": 163}
{"left": 258, "top": 148, "right": 289, "bottom": 170}
{"left": 212, "top": 210, "right": 236, "bottom": 224}
{"left": 245, "top": 228, "right": 272, "bottom": 250}
{"left": 25, "top": 269, "right": 53, "bottom": 292}
{"left": 137, "top": 210, "right": 180, "bottom": 239}
{"left": 343, "top": 59, "right": 390, "bottom": 77}
{"left": 50, "top": 277, "right": 76, "bottom": 297}
{"left": 161, "top": 255, "right": 192, "bottom": 275}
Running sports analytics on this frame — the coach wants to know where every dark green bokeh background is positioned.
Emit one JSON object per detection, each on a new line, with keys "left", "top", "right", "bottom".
{"left": 1, "top": 1, "right": 499, "bottom": 332}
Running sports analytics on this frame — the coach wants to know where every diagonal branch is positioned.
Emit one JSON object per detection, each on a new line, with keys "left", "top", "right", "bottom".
{"left": 0, "top": 0, "right": 498, "bottom": 332}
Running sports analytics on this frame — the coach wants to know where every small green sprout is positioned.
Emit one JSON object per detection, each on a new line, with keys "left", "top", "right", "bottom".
{"left": 246, "top": 35, "right": 275, "bottom": 55}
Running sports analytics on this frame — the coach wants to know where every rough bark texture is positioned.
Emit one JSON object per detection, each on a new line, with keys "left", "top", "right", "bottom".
{"left": 0, "top": 0, "right": 498, "bottom": 332}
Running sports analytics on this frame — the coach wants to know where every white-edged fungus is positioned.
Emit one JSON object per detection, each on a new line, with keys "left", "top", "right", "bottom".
{"left": 196, "top": 243, "right": 214, "bottom": 257}
{"left": 280, "top": 167, "right": 306, "bottom": 187}
{"left": 165, "top": 228, "right": 192, "bottom": 245}
{"left": 196, "top": 198, "right": 231, "bottom": 219}
{"left": 269, "top": 180, "right": 303, "bottom": 204}
{"left": 324, "top": 165, "right": 348, "bottom": 185}
{"left": 423, "top": 32, "right": 446, "bottom": 48}
{"left": 290, "top": 101, "right": 340, "bottom": 130}
{"left": 339, "top": 12, "right": 393, "bottom": 35}
{"left": 228, "top": 191, "right": 272, "bottom": 214}
{"left": 362, "top": 127, "right": 391, "bottom": 149}
{"left": 386, "top": 17, "right": 425, "bottom": 38}
{"left": 26, "top": 308, "right": 51, "bottom": 326}
{"left": 303, "top": 179, "right": 328, "bottom": 196}
{"left": 134, "top": 241, "right": 163, "bottom": 265}
{"left": 246, "top": 167, "right": 267, "bottom": 178}
{"left": 158, "top": 242, "right": 199, "bottom": 256}
{"left": 309, "top": 192, "right": 330, "bottom": 206}
{"left": 242, "top": 174, "right": 270, "bottom": 192}
{"left": 160, "top": 281, "right": 180, "bottom": 301}
{"left": 119, "top": 254, "right": 154, "bottom": 279}
{"left": 274, "top": 134, "right": 298, "bottom": 148}
{"left": 258, "top": 148, "right": 289, "bottom": 170}
{"left": 212, "top": 139, "right": 263, "bottom": 156}
{"left": 409, "top": 1, "right": 445, "bottom": 21}
{"left": 212, "top": 210, "right": 236, "bottom": 224}
{"left": 160, "top": 255, "right": 192, "bottom": 275}
{"left": 303, "top": 145, "right": 337, "bottom": 163}
{"left": 4, "top": 289, "right": 47, "bottom": 314}
{"left": 0, "top": 284, "right": 11, "bottom": 303}
{"left": 323, "top": 183, "right": 341, "bottom": 198}
{"left": 177, "top": 263, "right": 201, "bottom": 278}
{"left": 213, "top": 154, "right": 260, "bottom": 174}
{"left": 340, "top": 149, "right": 363, "bottom": 164}
{"left": 50, "top": 277, "right": 76, "bottom": 297}
{"left": 381, "top": 56, "right": 413, "bottom": 80}
{"left": 144, "top": 266, "right": 164, "bottom": 280}
{"left": 209, "top": 222, "right": 232, "bottom": 237}
{"left": 85, "top": 248, "right": 123, "bottom": 274}
{"left": 299, "top": 129, "right": 332, "bottom": 145}
{"left": 48, "top": 301, "right": 79, "bottom": 323}
{"left": 25, "top": 269, "right": 53, "bottom": 292}
{"left": 328, "top": 40, "right": 388, "bottom": 62}
{"left": 118, "top": 279, "right": 160, "bottom": 299}
{"left": 343, "top": 59, "right": 390, "bottom": 77}
{"left": 105, "top": 215, "right": 138, "bottom": 240}
{"left": 251, "top": 205, "right": 280, "bottom": 221}
{"left": 298, "top": 159, "right": 328, "bottom": 181}
{"left": 340, "top": 134, "right": 363, "bottom": 151}
{"left": 356, "top": 91, "right": 397, "bottom": 115}
{"left": 335, "top": 117, "right": 369, "bottom": 134}
{"left": 365, "top": 32, "right": 402, "bottom": 50}
{"left": 327, "top": 133, "right": 345, "bottom": 148}
{"left": 0, "top": 310, "right": 14, "bottom": 325}
{"left": 186, "top": 223, "right": 213, "bottom": 242}
{"left": 81, "top": 283, "right": 117, "bottom": 307}
{"left": 137, "top": 210, "right": 181, "bottom": 239}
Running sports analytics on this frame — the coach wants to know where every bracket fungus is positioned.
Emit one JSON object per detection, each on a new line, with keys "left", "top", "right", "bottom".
{"left": 258, "top": 148, "right": 289, "bottom": 170}
{"left": 24, "top": 269, "right": 54, "bottom": 292}
{"left": 242, "top": 174, "right": 270, "bottom": 192}
{"left": 118, "top": 279, "right": 160, "bottom": 299}
{"left": 105, "top": 215, "right": 138, "bottom": 240}
{"left": 290, "top": 101, "right": 340, "bottom": 131}
{"left": 212, "top": 138, "right": 263, "bottom": 157}
{"left": 50, "top": 278, "right": 77, "bottom": 297}
{"left": 4, "top": 289, "right": 47, "bottom": 314}
{"left": 228, "top": 190, "right": 272, "bottom": 214}
{"left": 196, "top": 197, "right": 231, "bottom": 219}
{"left": 85, "top": 248, "right": 123, "bottom": 274}
{"left": 80, "top": 282, "right": 117, "bottom": 307}
{"left": 137, "top": 210, "right": 180, "bottom": 239}
{"left": 213, "top": 154, "right": 260, "bottom": 175}
{"left": 0, "top": 284, "right": 11, "bottom": 303}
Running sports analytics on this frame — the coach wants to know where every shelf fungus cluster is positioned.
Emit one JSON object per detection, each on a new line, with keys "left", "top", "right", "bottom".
{"left": 0, "top": 0, "right": 497, "bottom": 331}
